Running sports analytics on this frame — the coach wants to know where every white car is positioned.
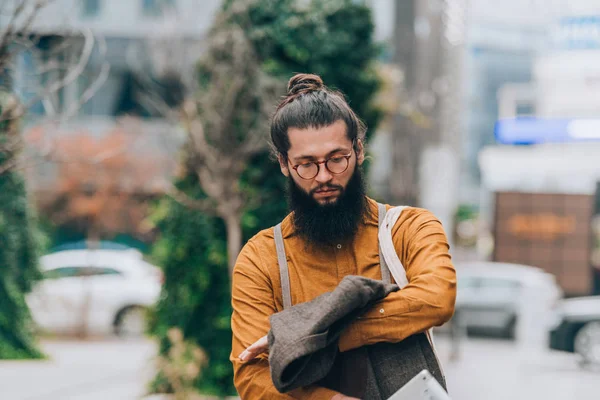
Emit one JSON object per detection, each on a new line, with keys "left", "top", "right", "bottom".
{"left": 549, "top": 295, "right": 600, "bottom": 365}
{"left": 27, "top": 249, "right": 162, "bottom": 337}
{"left": 453, "top": 262, "right": 563, "bottom": 338}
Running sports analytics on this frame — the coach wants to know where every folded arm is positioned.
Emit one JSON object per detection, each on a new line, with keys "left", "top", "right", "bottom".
{"left": 231, "top": 240, "right": 341, "bottom": 399}
{"left": 338, "top": 209, "right": 457, "bottom": 352}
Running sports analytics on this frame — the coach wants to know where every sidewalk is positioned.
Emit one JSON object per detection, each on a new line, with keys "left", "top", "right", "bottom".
{"left": 0, "top": 338, "right": 156, "bottom": 400}
{"left": 436, "top": 335, "right": 600, "bottom": 400}
{"left": 1, "top": 335, "right": 597, "bottom": 399}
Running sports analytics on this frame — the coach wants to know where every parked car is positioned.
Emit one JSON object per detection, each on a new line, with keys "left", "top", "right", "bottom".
{"left": 27, "top": 249, "right": 162, "bottom": 337}
{"left": 452, "top": 262, "right": 563, "bottom": 338}
{"left": 549, "top": 295, "right": 600, "bottom": 365}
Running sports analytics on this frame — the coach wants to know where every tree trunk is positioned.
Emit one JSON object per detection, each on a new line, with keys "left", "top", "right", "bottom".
{"left": 224, "top": 213, "right": 242, "bottom": 278}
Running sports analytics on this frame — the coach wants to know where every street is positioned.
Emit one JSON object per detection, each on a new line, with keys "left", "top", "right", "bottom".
{"left": 0, "top": 335, "right": 598, "bottom": 399}
{"left": 437, "top": 336, "right": 600, "bottom": 400}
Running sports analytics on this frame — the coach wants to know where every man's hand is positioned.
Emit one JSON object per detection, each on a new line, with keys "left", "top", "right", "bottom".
{"left": 331, "top": 394, "right": 361, "bottom": 400}
{"left": 239, "top": 336, "right": 360, "bottom": 399}
{"left": 238, "top": 335, "right": 268, "bottom": 362}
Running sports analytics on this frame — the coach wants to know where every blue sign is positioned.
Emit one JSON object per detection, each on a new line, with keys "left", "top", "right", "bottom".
{"left": 495, "top": 118, "right": 600, "bottom": 145}
{"left": 553, "top": 16, "right": 600, "bottom": 49}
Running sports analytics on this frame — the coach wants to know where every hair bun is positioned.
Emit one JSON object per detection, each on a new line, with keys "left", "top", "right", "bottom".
{"left": 287, "top": 73, "right": 324, "bottom": 95}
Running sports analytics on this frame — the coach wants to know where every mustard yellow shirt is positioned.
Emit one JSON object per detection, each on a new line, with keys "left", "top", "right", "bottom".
{"left": 230, "top": 198, "right": 457, "bottom": 399}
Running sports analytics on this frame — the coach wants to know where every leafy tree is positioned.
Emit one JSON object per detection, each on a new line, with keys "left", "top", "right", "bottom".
{"left": 0, "top": 93, "right": 44, "bottom": 359}
{"left": 234, "top": 0, "right": 383, "bottom": 230}
{"left": 0, "top": 0, "right": 108, "bottom": 356}
{"left": 149, "top": 0, "right": 382, "bottom": 396}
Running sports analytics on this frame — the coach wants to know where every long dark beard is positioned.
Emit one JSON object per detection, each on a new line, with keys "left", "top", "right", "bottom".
{"left": 287, "top": 166, "right": 369, "bottom": 248}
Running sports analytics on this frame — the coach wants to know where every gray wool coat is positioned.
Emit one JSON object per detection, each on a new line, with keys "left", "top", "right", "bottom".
{"left": 267, "top": 275, "right": 446, "bottom": 399}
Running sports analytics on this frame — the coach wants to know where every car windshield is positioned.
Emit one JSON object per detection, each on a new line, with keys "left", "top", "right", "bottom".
{"left": 43, "top": 266, "right": 122, "bottom": 279}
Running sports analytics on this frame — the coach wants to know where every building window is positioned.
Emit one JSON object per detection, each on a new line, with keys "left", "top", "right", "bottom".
{"left": 82, "top": 0, "right": 100, "bottom": 17}
{"left": 142, "top": 0, "right": 175, "bottom": 17}
{"left": 516, "top": 103, "right": 535, "bottom": 117}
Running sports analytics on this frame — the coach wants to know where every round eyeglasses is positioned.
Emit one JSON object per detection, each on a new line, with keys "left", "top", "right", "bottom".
{"left": 291, "top": 152, "right": 353, "bottom": 180}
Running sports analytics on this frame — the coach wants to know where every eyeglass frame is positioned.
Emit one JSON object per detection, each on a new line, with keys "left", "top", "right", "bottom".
{"left": 288, "top": 144, "right": 356, "bottom": 180}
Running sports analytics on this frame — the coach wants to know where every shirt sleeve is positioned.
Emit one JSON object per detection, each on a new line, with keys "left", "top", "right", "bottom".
{"left": 338, "top": 208, "right": 457, "bottom": 352}
{"left": 230, "top": 239, "right": 341, "bottom": 399}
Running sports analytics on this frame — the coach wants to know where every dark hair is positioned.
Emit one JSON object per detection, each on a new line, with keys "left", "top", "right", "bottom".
{"left": 270, "top": 73, "right": 366, "bottom": 159}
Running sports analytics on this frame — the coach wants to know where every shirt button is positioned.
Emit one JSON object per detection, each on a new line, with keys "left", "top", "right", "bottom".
{"left": 336, "top": 244, "right": 342, "bottom": 249}
{"left": 379, "top": 308, "right": 385, "bottom": 314}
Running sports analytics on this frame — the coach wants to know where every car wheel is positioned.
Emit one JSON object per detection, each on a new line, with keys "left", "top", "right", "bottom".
{"left": 574, "top": 321, "right": 600, "bottom": 365}
{"left": 503, "top": 316, "right": 517, "bottom": 339}
{"left": 114, "top": 306, "right": 147, "bottom": 338}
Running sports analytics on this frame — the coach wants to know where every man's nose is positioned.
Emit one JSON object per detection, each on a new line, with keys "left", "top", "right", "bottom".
{"left": 314, "top": 164, "right": 333, "bottom": 184}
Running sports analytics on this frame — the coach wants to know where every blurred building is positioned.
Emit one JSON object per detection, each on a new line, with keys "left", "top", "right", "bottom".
{"left": 12, "top": 0, "right": 222, "bottom": 246}
{"left": 479, "top": 3, "right": 600, "bottom": 295}
{"left": 368, "top": 0, "right": 467, "bottom": 245}
{"left": 366, "top": 1, "right": 600, "bottom": 284}
{"left": 461, "top": 23, "right": 546, "bottom": 204}
{"left": 15, "top": 0, "right": 222, "bottom": 119}
{"left": 14, "top": 0, "right": 223, "bottom": 185}
{"left": 444, "top": 1, "right": 600, "bottom": 206}
{"left": 367, "top": 1, "right": 548, "bottom": 244}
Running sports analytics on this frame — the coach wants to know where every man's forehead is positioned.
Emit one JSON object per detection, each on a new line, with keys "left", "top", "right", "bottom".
{"left": 287, "top": 120, "right": 352, "bottom": 158}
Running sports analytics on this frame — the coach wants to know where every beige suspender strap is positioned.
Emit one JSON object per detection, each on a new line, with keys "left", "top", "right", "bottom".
{"left": 276, "top": 205, "right": 390, "bottom": 308}
{"left": 377, "top": 203, "right": 391, "bottom": 284}
{"left": 274, "top": 223, "right": 292, "bottom": 310}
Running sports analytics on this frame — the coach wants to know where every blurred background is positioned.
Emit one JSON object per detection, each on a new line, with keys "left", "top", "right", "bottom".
{"left": 1, "top": 0, "right": 600, "bottom": 399}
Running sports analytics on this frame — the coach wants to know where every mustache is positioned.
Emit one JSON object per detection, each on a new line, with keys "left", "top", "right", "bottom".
{"left": 311, "top": 184, "right": 343, "bottom": 195}
{"left": 287, "top": 166, "right": 368, "bottom": 248}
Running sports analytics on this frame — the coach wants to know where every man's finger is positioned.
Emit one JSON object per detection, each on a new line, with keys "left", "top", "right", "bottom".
{"left": 248, "top": 335, "right": 268, "bottom": 351}
{"left": 245, "top": 335, "right": 268, "bottom": 354}
{"left": 238, "top": 335, "right": 268, "bottom": 361}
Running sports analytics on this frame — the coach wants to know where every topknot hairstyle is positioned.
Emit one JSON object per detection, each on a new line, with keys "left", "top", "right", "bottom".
{"left": 270, "top": 73, "right": 366, "bottom": 159}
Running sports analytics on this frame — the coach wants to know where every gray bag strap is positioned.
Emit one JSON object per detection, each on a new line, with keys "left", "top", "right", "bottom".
{"left": 274, "top": 223, "right": 292, "bottom": 310}
{"left": 377, "top": 202, "right": 392, "bottom": 284}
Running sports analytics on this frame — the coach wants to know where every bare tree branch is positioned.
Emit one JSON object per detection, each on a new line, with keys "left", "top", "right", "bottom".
{"left": 166, "top": 184, "right": 217, "bottom": 215}
{"left": 1, "top": 1, "right": 110, "bottom": 175}
{"left": 0, "top": 155, "right": 19, "bottom": 175}
{"left": 61, "top": 35, "right": 110, "bottom": 121}
{"left": 180, "top": 99, "right": 219, "bottom": 166}
{"left": 0, "top": 0, "right": 53, "bottom": 70}
{"left": 137, "top": 86, "right": 180, "bottom": 123}
{"left": 125, "top": 3, "right": 286, "bottom": 275}
{"left": 41, "top": 29, "right": 95, "bottom": 110}
{"left": 0, "top": 2, "right": 27, "bottom": 59}
{"left": 1, "top": 0, "right": 110, "bottom": 113}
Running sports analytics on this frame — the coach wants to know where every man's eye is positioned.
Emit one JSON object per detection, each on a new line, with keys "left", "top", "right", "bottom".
{"left": 299, "top": 163, "right": 314, "bottom": 169}
{"left": 329, "top": 157, "right": 345, "bottom": 164}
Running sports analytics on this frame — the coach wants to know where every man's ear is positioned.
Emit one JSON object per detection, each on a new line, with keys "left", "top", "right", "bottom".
{"left": 278, "top": 154, "right": 290, "bottom": 177}
{"left": 356, "top": 139, "right": 365, "bottom": 165}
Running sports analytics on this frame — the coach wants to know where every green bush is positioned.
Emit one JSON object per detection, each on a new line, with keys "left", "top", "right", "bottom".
{"left": 154, "top": 327, "right": 208, "bottom": 400}
{"left": 0, "top": 95, "right": 44, "bottom": 360}
{"left": 148, "top": 184, "right": 234, "bottom": 395}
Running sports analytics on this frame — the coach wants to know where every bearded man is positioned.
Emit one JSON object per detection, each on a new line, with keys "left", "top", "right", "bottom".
{"left": 230, "top": 73, "right": 456, "bottom": 400}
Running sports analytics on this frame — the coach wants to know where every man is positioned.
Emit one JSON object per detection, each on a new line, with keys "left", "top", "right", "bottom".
{"left": 230, "top": 73, "right": 456, "bottom": 399}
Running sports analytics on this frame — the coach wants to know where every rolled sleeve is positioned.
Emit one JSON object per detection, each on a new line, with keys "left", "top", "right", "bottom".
{"left": 231, "top": 240, "right": 341, "bottom": 399}
{"left": 338, "top": 209, "right": 456, "bottom": 352}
